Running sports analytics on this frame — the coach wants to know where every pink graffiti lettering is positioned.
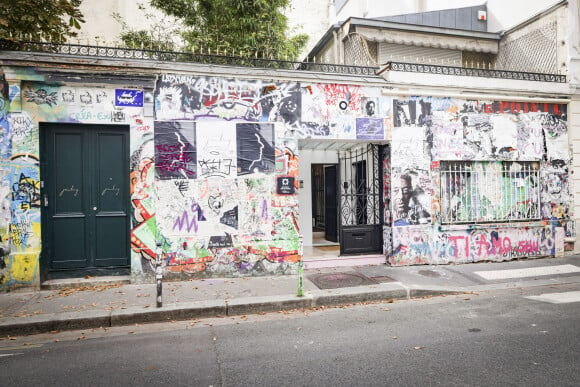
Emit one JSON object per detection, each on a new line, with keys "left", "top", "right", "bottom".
{"left": 447, "top": 236, "right": 464, "bottom": 258}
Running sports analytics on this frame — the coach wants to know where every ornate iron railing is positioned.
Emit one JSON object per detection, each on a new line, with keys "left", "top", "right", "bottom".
{"left": 384, "top": 61, "right": 566, "bottom": 83}
{"left": 1, "top": 40, "right": 568, "bottom": 82}
{"left": 0, "top": 39, "right": 378, "bottom": 76}
{"left": 339, "top": 144, "right": 382, "bottom": 227}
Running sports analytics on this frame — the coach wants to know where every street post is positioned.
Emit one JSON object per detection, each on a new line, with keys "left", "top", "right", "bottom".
{"left": 297, "top": 234, "right": 304, "bottom": 297}
{"left": 156, "top": 241, "right": 163, "bottom": 307}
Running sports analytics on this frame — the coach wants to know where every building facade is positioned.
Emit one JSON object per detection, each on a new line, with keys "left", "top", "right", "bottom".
{"left": 0, "top": 2, "right": 578, "bottom": 291}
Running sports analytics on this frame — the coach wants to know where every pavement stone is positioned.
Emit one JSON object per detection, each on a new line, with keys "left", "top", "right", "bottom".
{"left": 1, "top": 256, "right": 580, "bottom": 337}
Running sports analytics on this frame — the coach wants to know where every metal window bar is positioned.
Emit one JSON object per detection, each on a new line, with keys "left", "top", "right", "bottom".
{"left": 440, "top": 161, "right": 540, "bottom": 224}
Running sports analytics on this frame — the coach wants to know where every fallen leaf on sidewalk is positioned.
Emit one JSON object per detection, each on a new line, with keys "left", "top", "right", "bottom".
{"left": 383, "top": 308, "right": 390, "bottom": 311}
{"left": 212, "top": 337, "right": 216, "bottom": 341}
{"left": 414, "top": 346, "right": 425, "bottom": 350}
{"left": 391, "top": 336, "right": 398, "bottom": 340}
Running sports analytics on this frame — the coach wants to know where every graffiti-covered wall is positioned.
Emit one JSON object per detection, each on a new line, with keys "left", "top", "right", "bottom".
{"left": 389, "top": 97, "right": 573, "bottom": 265}
{"left": 0, "top": 67, "right": 145, "bottom": 290}
{"left": 139, "top": 75, "right": 393, "bottom": 279}
{"left": 0, "top": 62, "right": 574, "bottom": 288}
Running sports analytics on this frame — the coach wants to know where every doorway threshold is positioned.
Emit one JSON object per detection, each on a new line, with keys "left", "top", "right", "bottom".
{"left": 41, "top": 275, "right": 131, "bottom": 290}
{"left": 303, "top": 245, "right": 386, "bottom": 269}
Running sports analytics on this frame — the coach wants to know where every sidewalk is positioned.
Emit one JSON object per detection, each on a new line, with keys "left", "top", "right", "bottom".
{"left": 2, "top": 255, "right": 580, "bottom": 337}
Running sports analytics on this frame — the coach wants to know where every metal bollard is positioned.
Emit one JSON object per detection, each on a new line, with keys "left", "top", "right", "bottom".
{"left": 297, "top": 234, "right": 304, "bottom": 297}
{"left": 155, "top": 241, "right": 163, "bottom": 307}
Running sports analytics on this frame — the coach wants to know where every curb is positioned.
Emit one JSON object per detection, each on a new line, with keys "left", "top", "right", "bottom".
{"left": 0, "top": 310, "right": 110, "bottom": 337}
{"left": 110, "top": 300, "right": 227, "bottom": 326}
{"left": 0, "top": 286, "right": 463, "bottom": 337}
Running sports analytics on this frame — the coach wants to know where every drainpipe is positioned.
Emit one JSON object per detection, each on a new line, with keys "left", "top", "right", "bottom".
{"left": 333, "top": 29, "right": 339, "bottom": 65}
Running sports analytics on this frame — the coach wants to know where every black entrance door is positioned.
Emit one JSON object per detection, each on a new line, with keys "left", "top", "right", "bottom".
{"left": 41, "top": 123, "right": 130, "bottom": 279}
{"left": 324, "top": 165, "right": 338, "bottom": 242}
{"left": 339, "top": 144, "right": 383, "bottom": 255}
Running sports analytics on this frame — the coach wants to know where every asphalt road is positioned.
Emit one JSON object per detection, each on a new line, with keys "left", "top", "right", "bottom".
{"left": 1, "top": 282, "right": 579, "bottom": 386}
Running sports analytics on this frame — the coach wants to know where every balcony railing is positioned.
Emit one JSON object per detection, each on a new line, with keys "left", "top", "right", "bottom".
{"left": 0, "top": 40, "right": 567, "bottom": 83}
{"left": 384, "top": 61, "right": 566, "bottom": 83}
{"left": 0, "top": 39, "right": 378, "bottom": 76}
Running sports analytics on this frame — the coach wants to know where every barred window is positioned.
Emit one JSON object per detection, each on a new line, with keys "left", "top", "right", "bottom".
{"left": 440, "top": 161, "right": 540, "bottom": 224}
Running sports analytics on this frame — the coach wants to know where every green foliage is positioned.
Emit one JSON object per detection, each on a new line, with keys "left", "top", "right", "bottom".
{"left": 148, "top": 0, "right": 308, "bottom": 60}
{"left": 112, "top": 4, "right": 180, "bottom": 51}
{"left": 0, "top": 0, "right": 84, "bottom": 42}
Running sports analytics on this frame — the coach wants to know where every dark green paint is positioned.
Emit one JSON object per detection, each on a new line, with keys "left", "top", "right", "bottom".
{"left": 41, "top": 124, "right": 130, "bottom": 278}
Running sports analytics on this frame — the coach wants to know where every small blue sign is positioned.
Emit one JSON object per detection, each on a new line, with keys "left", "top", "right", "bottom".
{"left": 115, "top": 89, "right": 143, "bottom": 107}
{"left": 356, "top": 117, "right": 384, "bottom": 140}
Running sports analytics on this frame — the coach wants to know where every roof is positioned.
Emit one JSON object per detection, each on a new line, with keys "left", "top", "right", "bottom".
{"left": 376, "top": 5, "right": 488, "bottom": 33}
{"left": 306, "top": 16, "right": 500, "bottom": 60}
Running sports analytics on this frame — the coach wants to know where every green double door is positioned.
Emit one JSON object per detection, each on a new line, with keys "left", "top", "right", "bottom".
{"left": 41, "top": 123, "right": 130, "bottom": 278}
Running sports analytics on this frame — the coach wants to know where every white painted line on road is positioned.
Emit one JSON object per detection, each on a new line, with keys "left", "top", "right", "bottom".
{"left": 525, "top": 291, "right": 580, "bottom": 304}
{"left": 474, "top": 264, "right": 580, "bottom": 280}
{"left": 0, "top": 344, "right": 43, "bottom": 351}
{"left": 0, "top": 353, "right": 23, "bottom": 357}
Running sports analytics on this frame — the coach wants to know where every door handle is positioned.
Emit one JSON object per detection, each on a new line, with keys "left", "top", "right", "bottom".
{"left": 43, "top": 194, "right": 49, "bottom": 207}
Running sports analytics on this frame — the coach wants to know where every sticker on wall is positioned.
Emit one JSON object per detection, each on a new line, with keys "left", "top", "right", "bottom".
{"left": 197, "top": 121, "right": 237, "bottom": 179}
{"left": 23, "top": 87, "right": 58, "bottom": 107}
{"left": 277, "top": 176, "right": 295, "bottom": 195}
{"left": 237, "top": 123, "right": 275, "bottom": 176}
{"left": 60, "top": 87, "right": 76, "bottom": 104}
{"left": 115, "top": 89, "right": 144, "bottom": 107}
{"left": 154, "top": 121, "right": 196, "bottom": 180}
{"left": 362, "top": 97, "right": 378, "bottom": 117}
{"left": 356, "top": 117, "right": 384, "bottom": 140}
{"left": 393, "top": 100, "right": 416, "bottom": 127}
{"left": 208, "top": 233, "right": 233, "bottom": 248}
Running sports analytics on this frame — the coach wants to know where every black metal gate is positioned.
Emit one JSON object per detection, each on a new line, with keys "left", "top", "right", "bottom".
{"left": 339, "top": 144, "right": 384, "bottom": 255}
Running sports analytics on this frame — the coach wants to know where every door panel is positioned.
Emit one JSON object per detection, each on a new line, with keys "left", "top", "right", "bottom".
{"left": 50, "top": 130, "right": 88, "bottom": 269}
{"left": 42, "top": 124, "right": 130, "bottom": 277}
{"left": 51, "top": 216, "right": 87, "bottom": 269}
{"left": 324, "top": 165, "right": 338, "bottom": 242}
{"left": 94, "top": 131, "right": 129, "bottom": 267}
{"left": 95, "top": 217, "right": 128, "bottom": 266}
